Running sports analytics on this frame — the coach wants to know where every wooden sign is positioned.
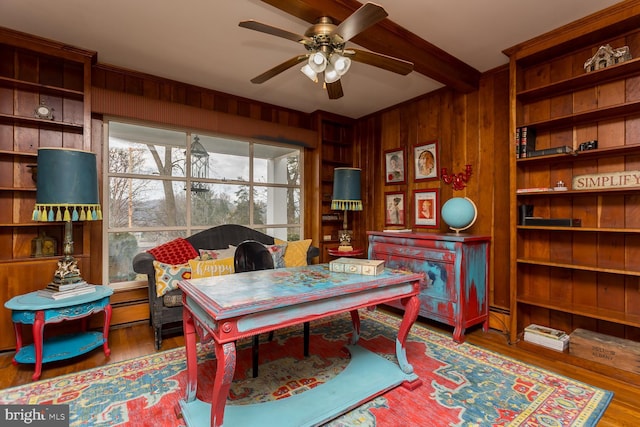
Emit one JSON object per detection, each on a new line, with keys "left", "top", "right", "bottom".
{"left": 572, "top": 170, "right": 640, "bottom": 190}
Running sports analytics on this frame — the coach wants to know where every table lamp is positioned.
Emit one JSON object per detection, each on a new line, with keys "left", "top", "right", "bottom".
{"left": 331, "top": 167, "right": 362, "bottom": 251}
{"left": 32, "top": 148, "right": 102, "bottom": 285}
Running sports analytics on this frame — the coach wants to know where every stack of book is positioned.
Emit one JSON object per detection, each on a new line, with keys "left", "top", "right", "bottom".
{"left": 523, "top": 324, "right": 570, "bottom": 351}
{"left": 37, "top": 281, "right": 97, "bottom": 300}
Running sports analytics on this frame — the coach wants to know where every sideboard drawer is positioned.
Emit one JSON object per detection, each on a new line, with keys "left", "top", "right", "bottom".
{"left": 369, "top": 242, "right": 456, "bottom": 303}
{"left": 368, "top": 231, "right": 490, "bottom": 343}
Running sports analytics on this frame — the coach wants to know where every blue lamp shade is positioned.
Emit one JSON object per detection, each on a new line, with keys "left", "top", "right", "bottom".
{"left": 33, "top": 148, "right": 102, "bottom": 222}
{"left": 331, "top": 167, "right": 362, "bottom": 211}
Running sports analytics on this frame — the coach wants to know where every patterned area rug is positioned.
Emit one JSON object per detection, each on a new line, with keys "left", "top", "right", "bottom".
{"left": 0, "top": 310, "right": 612, "bottom": 426}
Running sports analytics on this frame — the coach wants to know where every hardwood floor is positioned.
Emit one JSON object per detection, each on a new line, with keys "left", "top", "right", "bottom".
{"left": 1, "top": 313, "right": 639, "bottom": 425}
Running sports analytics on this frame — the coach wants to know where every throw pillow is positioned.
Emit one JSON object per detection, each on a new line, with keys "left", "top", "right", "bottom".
{"left": 189, "top": 257, "right": 235, "bottom": 279}
{"left": 153, "top": 260, "right": 191, "bottom": 297}
{"left": 264, "top": 244, "right": 287, "bottom": 268}
{"left": 199, "top": 246, "right": 236, "bottom": 260}
{"left": 275, "top": 238, "right": 312, "bottom": 267}
{"left": 148, "top": 238, "right": 198, "bottom": 265}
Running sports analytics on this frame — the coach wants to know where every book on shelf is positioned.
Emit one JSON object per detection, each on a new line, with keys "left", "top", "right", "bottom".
{"left": 515, "top": 126, "right": 521, "bottom": 158}
{"left": 524, "top": 331, "right": 569, "bottom": 351}
{"left": 518, "top": 126, "right": 537, "bottom": 158}
{"left": 527, "top": 145, "right": 574, "bottom": 158}
{"left": 516, "top": 187, "right": 553, "bottom": 193}
{"left": 37, "top": 284, "right": 97, "bottom": 300}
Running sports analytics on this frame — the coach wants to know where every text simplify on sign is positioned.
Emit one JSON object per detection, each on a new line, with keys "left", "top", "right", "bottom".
{"left": 572, "top": 170, "right": 640, "bottom": 190}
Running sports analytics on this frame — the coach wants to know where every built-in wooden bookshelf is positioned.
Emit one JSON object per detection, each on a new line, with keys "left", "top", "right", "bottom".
{"left": 505, "top": 2, "right": 640, "bottom": 347}
{"left": 0, "top": 27, "right": 96, "bottom": 351}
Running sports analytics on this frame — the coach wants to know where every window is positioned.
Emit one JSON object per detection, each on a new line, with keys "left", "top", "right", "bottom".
{"left": 105, "top": 121, "right": 303, "bottom": 285}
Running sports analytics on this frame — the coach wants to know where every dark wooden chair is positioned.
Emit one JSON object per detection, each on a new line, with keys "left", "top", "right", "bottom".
{"left": 234, "top": 240, "right": 310, "bottom": 378}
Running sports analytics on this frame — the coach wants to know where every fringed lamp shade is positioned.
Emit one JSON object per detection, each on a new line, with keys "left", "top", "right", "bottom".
{"left": 331, "top": 167, "right": 362, "bottom": 211}
{"left": 331, "top": 167, "right": 362, "bottom": 250}
{"left": 33, "top": 148, "right": 102, "bottom": 223}
{"left": 33, "top": 148, "right": 102, "bottom": 286}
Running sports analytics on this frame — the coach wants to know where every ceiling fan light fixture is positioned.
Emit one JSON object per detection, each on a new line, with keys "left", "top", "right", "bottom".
{"left": 308, "top": 51, "right": 327, "bottom": 73}
{"left": 330, "top": 54, "right": 351, "bottom": 76}
{"left": 324, "top": 64, "right": 341, "bottom": 84}
{"left": 300, "top": 64, "right": 318, "bottom": 82}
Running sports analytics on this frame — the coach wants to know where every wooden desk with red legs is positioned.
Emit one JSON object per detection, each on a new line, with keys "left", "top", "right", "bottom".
{"left": 177, "top": 264, "right": 424, "bottom": 427}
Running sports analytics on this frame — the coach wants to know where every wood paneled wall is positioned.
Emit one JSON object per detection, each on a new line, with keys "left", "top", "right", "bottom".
{"left": 356, "top": 66, "right": 511, "bottom": 311}
{"left": 91, "top": 62, "right": 511, "bottom": 312}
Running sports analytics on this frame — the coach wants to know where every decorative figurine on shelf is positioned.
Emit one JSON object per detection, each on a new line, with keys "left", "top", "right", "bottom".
{"left": 584, "top": 44, "right": 631, "bottom": 72}
{"left": 554, "top": 180, "right": 568, "bottom": 191}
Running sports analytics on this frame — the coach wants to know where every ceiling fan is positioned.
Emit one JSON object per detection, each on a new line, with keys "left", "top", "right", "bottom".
{"left": 239, "top": 2, "right": 414, "bottom": 99}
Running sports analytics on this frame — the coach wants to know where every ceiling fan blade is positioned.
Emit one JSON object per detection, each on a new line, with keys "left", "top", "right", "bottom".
{"left": 347, "top": 49, "right": 414, "bottom": 75}
{"left": 332, "top": 3, "right": 388, "bottom": 42}
{"left": 250, "top": 55, "right": 308, "bottom": 84}
{"left": 326, "top": 80, "right": 343, "bottom": 99}
{"left": 239, "top": 20, "right": 313, "bottom": 45}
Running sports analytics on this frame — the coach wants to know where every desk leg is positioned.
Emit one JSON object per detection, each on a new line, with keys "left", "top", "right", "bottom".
{"left": 396, "top": 295, "right": 420, "bottom": 375}
{"left": 102, "top": 304, "right": 112, "bottom": 357}
{"left": 211, "top": 341, "right": 236, "bottom": 427}
{"left": 183, "top": 309, "right": 198, "bottom": 403}
{"left": 32, "top": 311, "right": 45, "bottom": 381}
{"left": 349, "top": 310, "right": 361, "bottom": 345}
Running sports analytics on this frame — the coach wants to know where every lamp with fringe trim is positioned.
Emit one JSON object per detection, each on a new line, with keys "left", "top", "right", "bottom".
{"left": 33, "top": 148, "right": 102, "bottom": 286}
{"left": 331, "top": 167, "right": 362, "bottom": 251}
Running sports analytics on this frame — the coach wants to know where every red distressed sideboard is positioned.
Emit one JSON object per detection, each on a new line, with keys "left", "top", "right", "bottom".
{"left": 367, "top": 231, "right": 491, "bottom": 342}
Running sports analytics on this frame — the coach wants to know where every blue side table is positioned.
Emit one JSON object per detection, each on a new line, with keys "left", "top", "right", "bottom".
{"left": 4, "top": 285, "right": 113, "bottom": 380}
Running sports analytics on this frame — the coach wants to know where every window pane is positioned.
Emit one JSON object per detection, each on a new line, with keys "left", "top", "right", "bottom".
{"left": 109, "top": 123, "right": 187, "bottom": 177}
{"left": 190, "top": 183, "right": 249, "bottom": 226}
{"left": 255, "top": 186, "right": 300, "bottom": 225}
{"left": 253, "top": 144, "right": 300, "bottom": 184}
{"left": 264, "top": 226, "right": 301, "bottom": 242}
{"left": 109, "top": 178, "right": 187, "bottom": 228}
{"left": 109, "top": 230, "right": 187, "bottom": 284}
{"left": 196, "top": 135, "right": 250, "bottom": 181}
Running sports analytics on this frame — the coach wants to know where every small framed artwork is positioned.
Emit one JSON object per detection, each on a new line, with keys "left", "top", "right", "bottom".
{"left": 414, "top": 140, "right": 438, "bottom": 181}
{"left": 413, "top": 189, "right": 439, "bottom": 228}
{"left": 384, "top": 191, "right": 406, "bottom": 226}
{"left": 384, "top": 148, "right": 406, "bottom": 185}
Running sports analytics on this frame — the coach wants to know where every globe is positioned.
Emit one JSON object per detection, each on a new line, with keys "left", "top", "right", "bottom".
{"left": 441, "top": 197, "right": 478, "bottom": 233}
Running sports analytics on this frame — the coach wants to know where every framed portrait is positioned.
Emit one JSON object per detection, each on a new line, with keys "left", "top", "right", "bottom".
{"left": 413, "top": 189, "right": 439, "bottom": 228}
{"left": 413, "top": 140, "right": 439, "bottom": 181}
{"left": 384, "top": 191, "right": 406, "bottom": 226}
{"left": 384, "top": 148, "right": 406, "bottom": 184}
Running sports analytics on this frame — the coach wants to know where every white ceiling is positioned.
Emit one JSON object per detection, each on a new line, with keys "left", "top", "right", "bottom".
{"left": 0, "top": 0, "right": 622, "bottom": 118}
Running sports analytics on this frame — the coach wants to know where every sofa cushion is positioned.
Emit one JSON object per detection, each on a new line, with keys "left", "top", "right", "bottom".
{"left": 199, "top": 246, "right": 236, "bottom": 260}
{"left": 153, "top": 260, "right": 192, "bottom": 297}
{"left": 189, "top": 257, "right": 235, "bottom": 278}
{"left": 148, "top": 238, "right": 198, "bottom": 265}
{"left": 265, "top": 244, "right": 287, "bottom": 268}
{"left": 275, "top": 238, "right": 312, "bottom": 267}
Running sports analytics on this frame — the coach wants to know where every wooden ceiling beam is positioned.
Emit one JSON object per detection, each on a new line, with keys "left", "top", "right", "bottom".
{"left": 261, "top": 0, "right": 481, "bottom": 93}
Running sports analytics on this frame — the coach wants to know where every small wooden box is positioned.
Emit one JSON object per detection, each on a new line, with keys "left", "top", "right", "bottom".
{"left": 569, "top": 328, "right": 640, "bottom": 374}
{"left": 329, "top": 258, "right": 385, "bottom": 275}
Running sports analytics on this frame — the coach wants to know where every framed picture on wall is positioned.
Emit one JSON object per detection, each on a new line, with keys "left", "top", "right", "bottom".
{"left": 384, "top": 148, "right": 406, "bottom": 184}
{"left": 413, "top": 189, "right": 439, "bottom": 228}
{"left": 384, "top": 191, "right": 406, "bottom": 226}
{"left": 413, "top": 140, "right": 438, "bottom": 181}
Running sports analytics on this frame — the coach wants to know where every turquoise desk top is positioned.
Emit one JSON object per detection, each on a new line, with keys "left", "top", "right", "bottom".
{"left": 4, "top": 285, "right": 113, "bottom": 311}
{"left": 180, "top": 264, "right": 422, "bottom": 320}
